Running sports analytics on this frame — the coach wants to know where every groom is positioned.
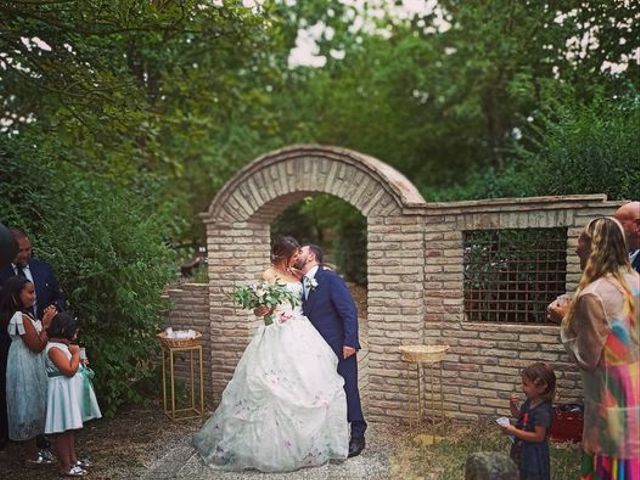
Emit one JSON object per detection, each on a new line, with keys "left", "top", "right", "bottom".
{"left": 296, "top": 244, "right": 367, "bottom": 458}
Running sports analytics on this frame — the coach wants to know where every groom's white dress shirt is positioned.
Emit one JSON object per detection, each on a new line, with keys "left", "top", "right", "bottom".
{"left": 303, "top": 265, "right": 319, "bottom": 300}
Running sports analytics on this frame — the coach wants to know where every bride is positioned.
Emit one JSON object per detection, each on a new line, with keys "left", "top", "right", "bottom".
{"left": 193, "top": 236, "right": 349, "bottom": 472}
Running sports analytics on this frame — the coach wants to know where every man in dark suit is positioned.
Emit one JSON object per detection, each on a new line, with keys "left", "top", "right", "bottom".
{"left": 0, "top": 229, "right": 65, "bottom": 319}
{"left": 614, "top": 201, "right": 640, "bottom": 273}
{"left": 297, "top": 244, "right": 367, "bottom": 458}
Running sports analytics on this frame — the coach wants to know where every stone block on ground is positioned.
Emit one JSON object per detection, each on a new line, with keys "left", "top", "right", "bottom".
{"left": 464, "top": 452, "right": 518, "bottom": 480}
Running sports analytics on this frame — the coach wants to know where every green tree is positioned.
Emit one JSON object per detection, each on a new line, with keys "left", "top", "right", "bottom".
{"left": 434, "top": 88, "right": 640, "bottom": 201}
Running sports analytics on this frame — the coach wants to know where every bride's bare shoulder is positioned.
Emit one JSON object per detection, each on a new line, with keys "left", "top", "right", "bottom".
{"left": 261, "top": 267, "right": 279, "bottom": 283}
{"left": 260, "top": 267, "right": 300, "bottom": 285}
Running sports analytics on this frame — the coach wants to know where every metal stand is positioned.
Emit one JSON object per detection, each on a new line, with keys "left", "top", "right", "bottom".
{"left": 409, "top": 359, "right": 446, "bottom": 443}
{"left": 160, "top": 344, "right": 205, "bottom": 420}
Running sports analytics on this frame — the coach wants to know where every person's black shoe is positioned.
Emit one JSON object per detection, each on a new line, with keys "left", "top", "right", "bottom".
{"left": 348, "top": 437, "right": 365, "bottom": 458}
{"left": 35, "top": 434, "right": 51, "bottom": 450}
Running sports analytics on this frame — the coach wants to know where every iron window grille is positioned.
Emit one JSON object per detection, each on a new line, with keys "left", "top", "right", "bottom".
{"left": 463, "top": 228, "right": 567, "bottom": 323}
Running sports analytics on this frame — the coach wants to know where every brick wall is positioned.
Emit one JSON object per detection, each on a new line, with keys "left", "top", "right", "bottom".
{"left": 163, "top": 283, "right": 211, "bottom": 396}
{"left": 163, "top": 145, "right": 626, "bottom": 425}
{"left": 420, "top": 196, "right": 620, "bottom": 421}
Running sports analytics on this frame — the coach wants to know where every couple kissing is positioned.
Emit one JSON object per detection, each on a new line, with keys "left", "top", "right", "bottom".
{"left": 193, "top": 236, "right": 366, "bottom": 473}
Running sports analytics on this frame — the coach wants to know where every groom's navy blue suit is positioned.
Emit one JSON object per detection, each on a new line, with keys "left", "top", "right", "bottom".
{"left": 632, "top": 251, "right": 640, "bottom": 274}
{"left": 302, "top": 266, "right": 367, "bottom": 439}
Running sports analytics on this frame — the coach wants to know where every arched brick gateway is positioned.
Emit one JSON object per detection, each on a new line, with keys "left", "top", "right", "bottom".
{"left": 175, "top": 144, "right": 620, "bottom": 423}
{"left": 200, "top": 145, "right": 428, "bottom": 423}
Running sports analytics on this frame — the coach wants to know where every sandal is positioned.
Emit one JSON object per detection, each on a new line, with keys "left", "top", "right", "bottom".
{"left": 39, "top": 448, "right": 56, "bottom": 462}
{"left": 26, "top": 452, "right": 54, "bottom": 465}
{"left": 75, "top": 458, "right": 92, "bottom": 468}
{"left": 62, "top": 465, "right": 88, "bottom": 477}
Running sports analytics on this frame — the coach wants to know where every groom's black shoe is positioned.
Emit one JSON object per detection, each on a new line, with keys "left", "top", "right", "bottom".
{"left": 348, "top": 437, "right": 365, "bottom": 458}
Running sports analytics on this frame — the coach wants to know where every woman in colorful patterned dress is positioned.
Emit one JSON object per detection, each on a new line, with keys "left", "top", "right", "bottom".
{"left": 556, "top": 217, "right": 639, "bottom": 479}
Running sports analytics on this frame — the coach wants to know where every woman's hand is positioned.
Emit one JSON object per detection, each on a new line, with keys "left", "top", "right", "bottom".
{"left": 547, "top": 302, "right": 569, "bottom": 324}
{"left": 547, "top": 293, "right": 572, "bottom": 323}
{"left": 254, "top": 306, "right": 274, "bottom": 317}
{"left": 68, "top": 344, "right": 80, "bottom": 355}
{"left": 289, "top": 267, "right": 303, "bottom": 280}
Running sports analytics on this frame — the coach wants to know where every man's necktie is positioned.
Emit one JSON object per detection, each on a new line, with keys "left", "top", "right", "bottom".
{"left": 303, "top": 276, "right": 310, "bottom": 300}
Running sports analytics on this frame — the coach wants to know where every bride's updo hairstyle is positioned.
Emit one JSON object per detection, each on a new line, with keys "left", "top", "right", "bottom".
{"left": 270, "top": 236, "right": 300, "bottom": 265}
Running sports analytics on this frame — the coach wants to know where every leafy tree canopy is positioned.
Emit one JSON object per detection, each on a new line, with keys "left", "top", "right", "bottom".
{"left": 1, "top": 0, "right": 638, "bottom": 410}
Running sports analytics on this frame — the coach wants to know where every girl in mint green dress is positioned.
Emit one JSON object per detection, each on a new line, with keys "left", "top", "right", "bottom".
{"left": 0, "top": 276, "right": 54, "bottom": 464}
{"left": 45, "top": 312, "right": 101, "bottom": 477}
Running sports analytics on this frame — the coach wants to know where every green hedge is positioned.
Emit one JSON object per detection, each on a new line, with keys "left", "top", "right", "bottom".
{"left": 433, "top": 92, "right": 640, "bottom": 202}
{"left": 0, "top": 132, "right": 177, "bottom": 415}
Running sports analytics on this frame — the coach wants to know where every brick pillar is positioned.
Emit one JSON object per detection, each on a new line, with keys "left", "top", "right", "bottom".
{"left": 367, "top": 213, "right": 425, "bottom": 423}
{"left": 205, "top": 220, "right": 270, "bottom": 403}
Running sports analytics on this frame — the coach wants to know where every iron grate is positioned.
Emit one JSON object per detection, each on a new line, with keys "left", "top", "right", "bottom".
{"left": 463, "top": 228, "right": 568, "bottom": 323}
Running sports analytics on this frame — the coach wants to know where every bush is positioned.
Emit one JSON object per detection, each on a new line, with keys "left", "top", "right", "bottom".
{"left": 0, "top": 132, "right": 177, "bottom": 415}
{"left": 522, "top": 93, "right": 640, "bottom": 200}
{"left": 433, "top": 92, "right": 640, "bottom": 202}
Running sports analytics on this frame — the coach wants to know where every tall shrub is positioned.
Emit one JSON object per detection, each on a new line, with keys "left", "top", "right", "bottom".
{"left": 433, "top": 92, "right": 640, "bottom": 201}
{"left": 0, "top": 132, "right": 176, "bottom": 415}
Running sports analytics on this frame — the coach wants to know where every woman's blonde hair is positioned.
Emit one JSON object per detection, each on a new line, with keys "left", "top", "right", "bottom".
{"left": 565, "top": 217, "right": 636, "bottom": 336}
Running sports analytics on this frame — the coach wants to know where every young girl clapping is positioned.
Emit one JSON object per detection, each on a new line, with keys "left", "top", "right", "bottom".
{"left": 45, "top": 312, "right": 101, "bottom": 477}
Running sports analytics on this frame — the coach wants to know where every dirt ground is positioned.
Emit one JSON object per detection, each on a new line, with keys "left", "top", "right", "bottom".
{"left": 0, "top": 407, "right": 200, "bottom": 480}
{"left": 1, "top": 407, "right": 581, "bottom": 480}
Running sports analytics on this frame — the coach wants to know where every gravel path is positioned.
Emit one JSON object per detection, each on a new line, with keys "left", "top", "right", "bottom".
{"left": 1, "top": 409, "right": 401, "bottom": 480}
{"left": 141, "top": 424, "right": 394, "bottom": 480}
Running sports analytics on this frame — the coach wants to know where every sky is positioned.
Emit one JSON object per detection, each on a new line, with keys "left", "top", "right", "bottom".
{"left": 288, "top": 0, "right": 450, "bottom": 67}
{"left": 282, "top": 0, "right": 637, "bottom": 72}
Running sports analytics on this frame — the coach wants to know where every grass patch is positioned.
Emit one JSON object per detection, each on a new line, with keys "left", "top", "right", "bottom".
{"left": 389, "top": 421, "right": 581, "bottom": 479}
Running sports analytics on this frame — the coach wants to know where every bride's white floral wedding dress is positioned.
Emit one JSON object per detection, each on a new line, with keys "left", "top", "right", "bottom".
{"left": 193, "top": 282, "right": 348, "bottom": 472}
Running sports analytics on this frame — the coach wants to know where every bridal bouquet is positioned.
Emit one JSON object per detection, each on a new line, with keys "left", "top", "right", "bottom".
{"left": 231, "top": 282, "right": 300, "bottom": 326}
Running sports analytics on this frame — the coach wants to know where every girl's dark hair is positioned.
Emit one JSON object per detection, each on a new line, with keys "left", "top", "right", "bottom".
{"left": 522, "top": 362, "right": 556, "bottom": 402}
{"left": 47, "top": 312, "right": 78, "bottom": 341}
{"left": 0, "top": 275, "right": 32, "bottom": 326}
{"left": 270, "top": 236, "right": 300, "bottom": 264}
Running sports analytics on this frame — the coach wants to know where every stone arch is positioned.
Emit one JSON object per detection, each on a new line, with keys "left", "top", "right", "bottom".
{"left": 201, "top": 145, "right": 427, "bottom": 423}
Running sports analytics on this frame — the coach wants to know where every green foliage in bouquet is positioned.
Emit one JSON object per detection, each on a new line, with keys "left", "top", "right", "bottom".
{"left": 231, "top": 282, "right": 300, "bottom": 326}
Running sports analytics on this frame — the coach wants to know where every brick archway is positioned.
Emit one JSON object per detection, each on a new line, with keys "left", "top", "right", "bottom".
{"left": 201, "top": 145, "right": 427, "bottom": 422}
